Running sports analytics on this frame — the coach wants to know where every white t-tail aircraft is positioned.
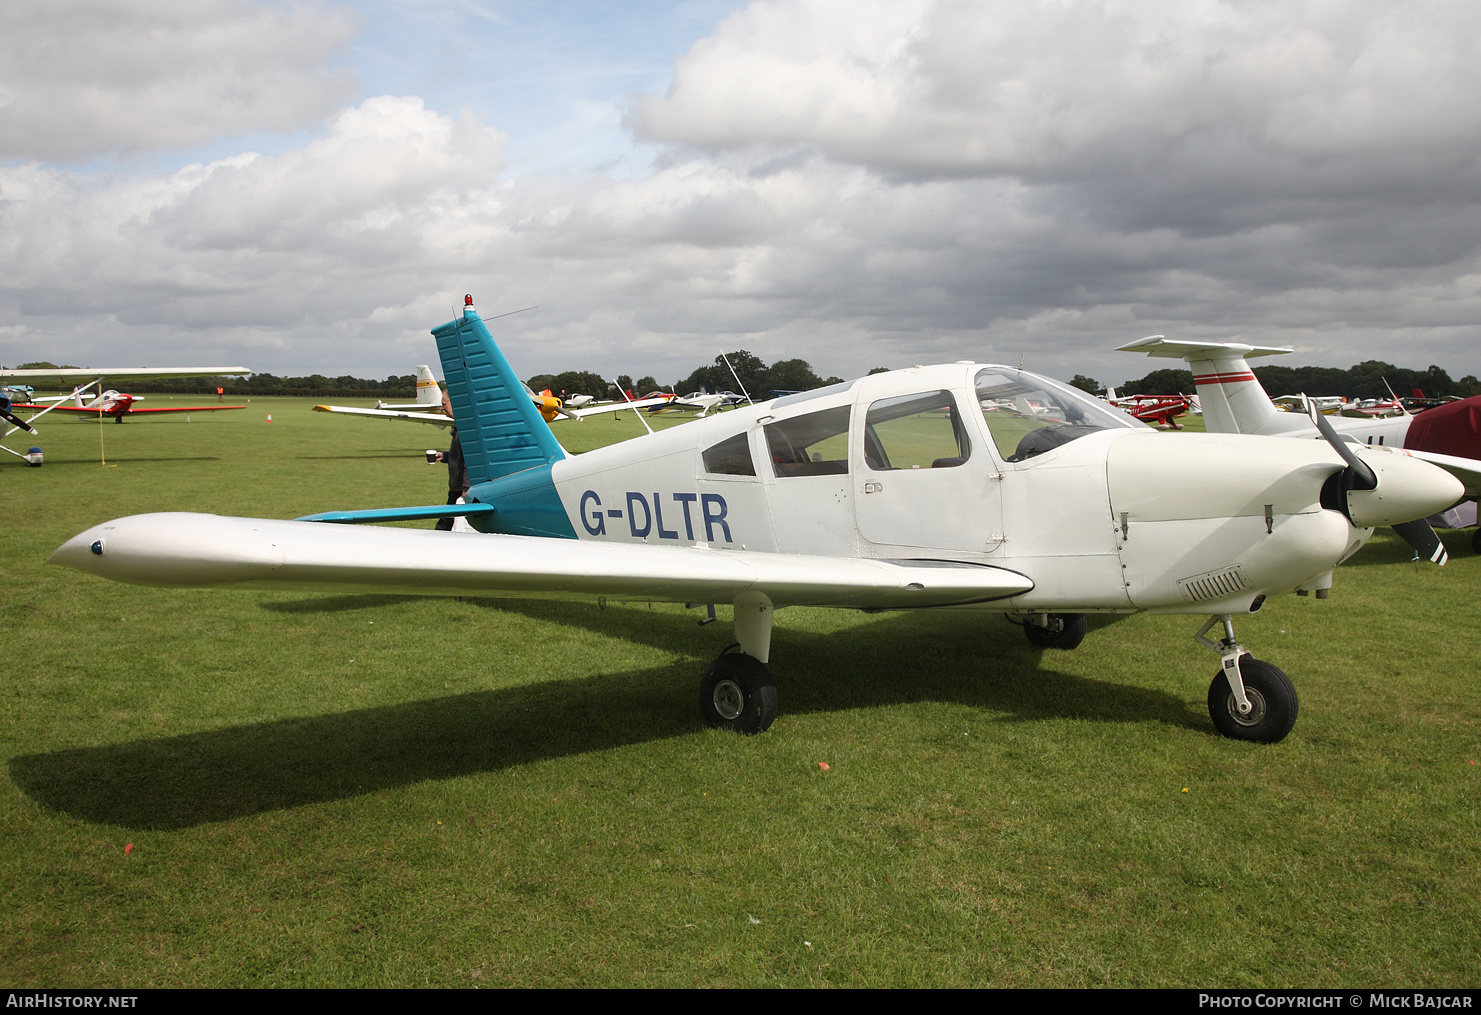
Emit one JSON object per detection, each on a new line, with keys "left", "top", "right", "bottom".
{"left": 373, "top": 365, "right": 444, "bottom": 411}
{"left": 51, "top": 301, "right": 1465, "bottom": 744}
{"left": 1119, "top": 336, "right": 1481, "bottom": 556}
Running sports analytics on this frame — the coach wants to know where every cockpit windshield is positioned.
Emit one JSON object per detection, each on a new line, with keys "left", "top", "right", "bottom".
{"left": 975, "top": 367, "right": 1144, "bottom": 462}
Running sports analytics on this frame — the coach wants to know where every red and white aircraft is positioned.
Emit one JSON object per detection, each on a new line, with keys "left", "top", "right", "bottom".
{"left": 1, "top": 364, "right": 249, "bottom": 464}
{"left": 12, "top": 389, "right": 247, "bottom": 422}
{"left": 1105, "top": 389, "right": 1195, "bottom": 430}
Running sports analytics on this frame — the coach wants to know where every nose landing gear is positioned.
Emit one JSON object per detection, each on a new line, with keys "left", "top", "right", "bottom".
{"left": 1196, "top": 615, "right": 1298, "bottom": 743}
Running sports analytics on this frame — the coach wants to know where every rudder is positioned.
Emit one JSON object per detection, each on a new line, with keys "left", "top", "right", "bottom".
{"left": 432, "top": 296, "right": 565, "bottom": 486}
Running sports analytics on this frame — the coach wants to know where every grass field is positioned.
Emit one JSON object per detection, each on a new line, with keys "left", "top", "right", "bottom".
{"left": 1, "top": 401, "right": 1477, "bottom": 987}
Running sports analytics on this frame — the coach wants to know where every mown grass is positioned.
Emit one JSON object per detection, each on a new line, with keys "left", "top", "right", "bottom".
{"left": 0, "top": 399, "right": 1477, "bottom": 987}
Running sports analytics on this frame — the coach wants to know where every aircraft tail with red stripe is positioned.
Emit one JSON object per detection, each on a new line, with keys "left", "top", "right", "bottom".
{"left": 1117, "top": 336, "right": 1293, "bottom": 435}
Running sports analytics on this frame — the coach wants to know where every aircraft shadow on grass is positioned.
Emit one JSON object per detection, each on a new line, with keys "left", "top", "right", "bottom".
{"left": 295, "top": 452, "right": 436, "bottom": 460}
{"left": 9, "top": 604, "right": 1195, "bottom": 832}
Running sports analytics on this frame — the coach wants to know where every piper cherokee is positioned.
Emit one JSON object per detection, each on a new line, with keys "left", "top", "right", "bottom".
{"left": 52, "top": 297, "right": 1464, "bottom": 744}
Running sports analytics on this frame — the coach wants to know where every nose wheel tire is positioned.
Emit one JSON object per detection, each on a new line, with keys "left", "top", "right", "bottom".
{"left": 1207, "top": 655, "right": 1298, "bottom": 743}
{"left": 1023, "top": 612, "right": 1087, "bottom": 650}
{"left": 700, "top": 652, "right": 777, "bottom": 735}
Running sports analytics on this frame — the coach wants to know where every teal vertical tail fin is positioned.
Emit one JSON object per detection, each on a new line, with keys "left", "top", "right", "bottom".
{"left": 432, "top": 296, "right": 565, "bottom": 485}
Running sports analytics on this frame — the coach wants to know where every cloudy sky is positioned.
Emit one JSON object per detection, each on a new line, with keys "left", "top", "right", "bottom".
{"left": 3, "top": 0, "right": 1479, "bottom": 388}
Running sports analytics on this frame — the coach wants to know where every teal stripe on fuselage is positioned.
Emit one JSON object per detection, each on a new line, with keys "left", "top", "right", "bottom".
{"left": 467, "top": 463, "right": 576, "bottom": 538}
{"left": 432, "top": 309, "right": 565, "bottom": 486}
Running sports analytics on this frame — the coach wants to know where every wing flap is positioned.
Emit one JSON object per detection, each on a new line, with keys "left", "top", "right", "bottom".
{"left": 52, "top": 513, "right": 1033, "bottom": 608}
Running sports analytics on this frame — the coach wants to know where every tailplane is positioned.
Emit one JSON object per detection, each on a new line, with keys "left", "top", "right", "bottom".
{"left": 1118, "top": 336, "right": 1291, "bottom": 435}
{"left": 433, "top": 295, "right": 565, "bottom": 486}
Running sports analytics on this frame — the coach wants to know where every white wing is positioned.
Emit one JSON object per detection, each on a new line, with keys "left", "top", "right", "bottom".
{"left": 311, "top": 404, "right": 454, "bottom": 427}
{"left": 53, "top": 513, "right": 1034, "bottom": 609}
{"left": 0, "top": 366, "right": 249, "bottom": 384}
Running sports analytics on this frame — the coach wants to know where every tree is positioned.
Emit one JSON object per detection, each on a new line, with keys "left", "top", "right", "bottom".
{"left": 867, "top": 367, "right": 891, "bottom": 375}
{"left": 1069, "top": 374, "right": 1104, "bottom": 396}
{"left": 763, "top": 358, "right": 824, "bottom": 392}
{"left": 716, "top": 350, "right": 768, "bottom": 395}
{"left": 1118, "top": 368, "right": 1194, "bottom": 395}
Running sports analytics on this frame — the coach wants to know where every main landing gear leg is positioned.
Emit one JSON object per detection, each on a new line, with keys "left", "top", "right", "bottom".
{"left": 1195, "top": 615, "right": 1298, "bottom": 744}
{"left": 699, "top": 592, "right": 777, "bottom": 735}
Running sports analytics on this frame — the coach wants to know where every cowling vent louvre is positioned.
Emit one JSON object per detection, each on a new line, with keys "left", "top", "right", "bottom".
{"left": 1178, "top": 565, "right": 1250, "bottom": 603}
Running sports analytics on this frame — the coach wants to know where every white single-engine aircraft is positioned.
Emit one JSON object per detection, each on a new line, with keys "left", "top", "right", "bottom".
{"left": 1119, "top": 336, "right": 1481, "bottom": 556}
{"left": 52, "top": 300, "right": 1465, "bottom": 744}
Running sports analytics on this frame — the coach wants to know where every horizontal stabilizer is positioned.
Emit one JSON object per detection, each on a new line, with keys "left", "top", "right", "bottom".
{"left": 1118, "top": 336, "right": 1293, "bottom": 361}
{"left": 296, "top": 504, "right": 498, "bottom": 524}
{"left": 53, "top": 513, "right": 1034, "bottom": 609}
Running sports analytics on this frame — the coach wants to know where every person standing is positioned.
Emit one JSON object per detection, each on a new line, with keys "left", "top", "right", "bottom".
{"left": 431, "top": 389, "right": 467, "bottom": 531}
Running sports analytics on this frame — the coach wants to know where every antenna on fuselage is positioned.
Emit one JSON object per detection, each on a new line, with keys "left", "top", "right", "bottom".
{"left": 719, "top": 349, "right": 754, "bottom": 405}
{"left": 614, "top": 381, "right": 655, "bottom": 435}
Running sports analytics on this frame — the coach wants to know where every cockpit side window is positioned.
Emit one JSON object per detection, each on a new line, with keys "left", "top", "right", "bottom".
{"left": 702, "top": 432, "right": 756, "bottom": 476}
{"left": 863, "top": 390, "right": 970, "bottom": 471}
{"left": 975, "top": 367, "right": 1137, "bottom": 462}
{"left": 764, "top": 405, "right": 851, "bottom": 477}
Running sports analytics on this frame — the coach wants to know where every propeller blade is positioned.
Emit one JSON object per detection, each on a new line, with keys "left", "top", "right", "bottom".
{"left": 1306, "top": 396, "right": 1376, "bottom": 489}
{"left": 0, "top": 405, "right": 37, "bottom": 434}
{"left": 1391, "top": 519, "right": 1449, "bottom": 566}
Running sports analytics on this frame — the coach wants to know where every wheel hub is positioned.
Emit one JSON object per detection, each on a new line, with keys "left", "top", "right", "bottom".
{"left": 1225, "top": 685, "right": 1268, "bottom": 727}
{"left": 712, "top": 679, "right": 744, "bottom": 721}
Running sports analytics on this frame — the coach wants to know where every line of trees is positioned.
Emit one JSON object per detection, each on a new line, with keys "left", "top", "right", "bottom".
{"left": 528, "top": 351, "right": 844, "bottom": 399}
{"left": 1078, "top": 361, "right": 1481, "bottom": 400}
{"left": 29, "top": 354, "right": 1471, "bottom": 404}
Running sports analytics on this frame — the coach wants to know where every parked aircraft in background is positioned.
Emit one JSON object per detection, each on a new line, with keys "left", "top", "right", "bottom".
{"left": 1273, "top": 394, "right": 1345, "bottom": 415}
{"left": 1, "top": 365, "right": 248, "bottom": 465}
{"left": 10, "top": 390, "right": 246, "bottom": 422}
{"left": 374, "top": 365, "right": 443, "bottom": 411}
{"left": 315, "top": 380, "right": 671, "bottom": 427}
{"left": 53, "top": 298, "right": 1467, "bottom": 746}
{"left": 1104, "top": 390, "right": 1194, "bottom": 430}
{"left": 1119, "top": 336, "right": 1481, "bottom": 554}
{"left": 648, "top": 391, "right": 747, "bottom": 416}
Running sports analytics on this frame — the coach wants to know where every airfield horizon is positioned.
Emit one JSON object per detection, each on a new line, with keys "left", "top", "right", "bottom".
{"left": 1, "top": 401, "right": 1477, "bottom": 987}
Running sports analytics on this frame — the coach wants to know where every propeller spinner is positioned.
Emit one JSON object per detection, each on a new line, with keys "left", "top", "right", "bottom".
{"left": 1306, "top": 399, "right": 1457, "bottom": 564}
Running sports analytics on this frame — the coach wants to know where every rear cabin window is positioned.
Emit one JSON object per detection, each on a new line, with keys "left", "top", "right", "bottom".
{"left": 702, "top": 432, "right": 756, "bottom": 476}
{"left": 764, "top": 405, "right": 851, "bottom": 477}
{"left": 864, "top": 390, "right": 970, "bottom": 471}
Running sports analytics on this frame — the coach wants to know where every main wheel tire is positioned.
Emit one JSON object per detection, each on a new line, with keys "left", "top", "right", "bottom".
{"left": 1207, "top": 656, "right": 1298, "bottom": 744}
{"left": 1023, "top": 612, "right": 1088, "bottom": 650}
{"left": 700, "top": 653, "right": 777, "bottom": 735}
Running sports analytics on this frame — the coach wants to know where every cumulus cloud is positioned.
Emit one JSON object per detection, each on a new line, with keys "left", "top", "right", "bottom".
{"left": 0, "top": 0, "right": 360, "bottom": 161}
{"left": 1, "top": 0, "right": 1479, "bottom": 388}
{"left": 632, "top": 0, "right": 1481, "bottom": 186}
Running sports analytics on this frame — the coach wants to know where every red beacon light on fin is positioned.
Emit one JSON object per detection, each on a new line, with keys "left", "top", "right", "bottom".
{"left": 465, "top": 294, "right": 474, "bottom": 306}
